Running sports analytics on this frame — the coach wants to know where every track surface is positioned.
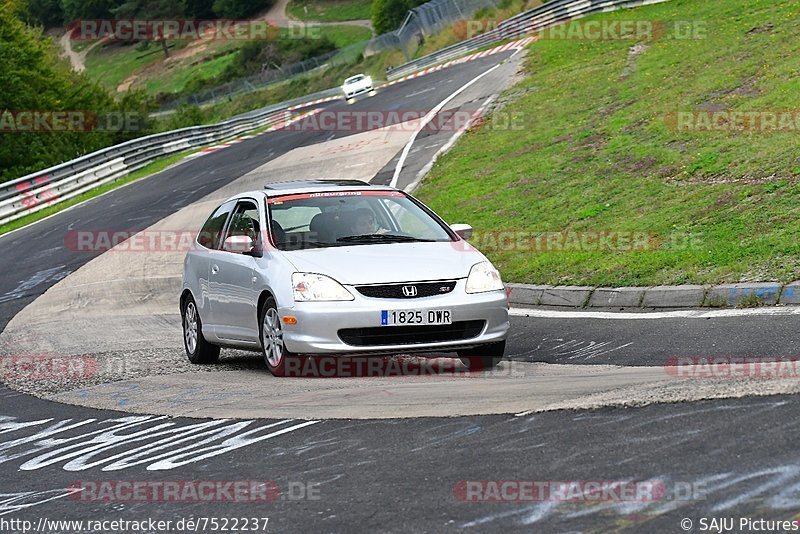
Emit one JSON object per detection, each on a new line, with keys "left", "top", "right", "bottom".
{"left": 2, "top": 51, "right": 800, "bottom": 532}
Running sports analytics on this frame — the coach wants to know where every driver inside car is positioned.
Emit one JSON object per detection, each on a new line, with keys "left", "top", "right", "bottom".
{"left": 348, "top": 208, "right": 385, "bottom": 236}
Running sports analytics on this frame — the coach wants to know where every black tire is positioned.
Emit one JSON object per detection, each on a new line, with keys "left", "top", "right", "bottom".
{"left": 458, "top": 340, "right": 506, "bottom": 371}
{"left": 259, "top": 297, "right": 294, "bottom": 377}
{"left": 182, "top": 295, "right": 220, "bottom": 364}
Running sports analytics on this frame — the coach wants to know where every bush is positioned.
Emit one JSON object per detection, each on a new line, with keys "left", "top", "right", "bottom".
{"left": 371, "top": 0, "right": 409, "bottom": 35}
{"left": 212, "top": 0, "right": 273, "bottom": 18}
{"left": 173, "top": 35, "right": 337, "bottom": 99}
{"left": 159, "top": 104, "right": 206, "bottom": 131}
{"left": 0, "top": 6, "right": 156, "bottom": 183}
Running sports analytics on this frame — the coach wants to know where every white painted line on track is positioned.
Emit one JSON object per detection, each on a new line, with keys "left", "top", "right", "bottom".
{"left": 405, "top": 93, "right": 498, "bottom": 193}
{"left": 405, "top": 87, "right": 437, "bottom": 98}
{"left": 389, "top": 53, "right": 513, "bottom": 188}
{"left": 510, "top": 306, "right": 800, "bottom": 320}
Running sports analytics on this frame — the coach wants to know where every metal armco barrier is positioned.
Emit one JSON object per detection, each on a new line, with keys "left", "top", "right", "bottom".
{"left": 387, "top": 0, "right": 671, "bottom": 80}
{"left": 0, "top": 88, "right": 340, "bottom": 227}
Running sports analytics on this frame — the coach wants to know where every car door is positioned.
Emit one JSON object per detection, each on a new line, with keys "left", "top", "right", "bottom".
{"left": 208, "top": 198, "right": 262, "bottom": 343}
{"left": 189, "top": 199, "right": 236, "bottom": 335}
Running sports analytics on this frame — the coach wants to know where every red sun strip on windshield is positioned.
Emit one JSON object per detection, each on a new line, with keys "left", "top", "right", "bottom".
{"left": 268, "top": 190, "right": 405, "bottom": 203}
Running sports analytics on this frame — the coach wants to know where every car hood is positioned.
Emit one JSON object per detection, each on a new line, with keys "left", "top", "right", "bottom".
{"left": 280, "top": 241, "right": 486, "bottom": 285}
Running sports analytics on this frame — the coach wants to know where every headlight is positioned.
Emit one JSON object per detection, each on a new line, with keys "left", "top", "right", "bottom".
{"left": 465, "top": 261, "right": 504, "bottom": 294}
{"left": 292, "top": 273, "right": 354, "bottom": 302}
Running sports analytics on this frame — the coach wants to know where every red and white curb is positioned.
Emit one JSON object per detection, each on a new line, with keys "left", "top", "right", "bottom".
{"left": 262, "top": 108, "right": 323, "bottom": 133}
{"left": 381, "top": 36, "right": 537, "bottom": 89}
{"left": 287, "top": 95, "right": 341, "bottom": 111}
{"left": 199, "top": 139, "right": 243, "bottom": 154}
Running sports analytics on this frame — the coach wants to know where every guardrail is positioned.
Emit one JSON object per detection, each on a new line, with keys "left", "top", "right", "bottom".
{"left": 386, "top": 0, "right": 671, "bottom": 80}
{"left": 0, "top": 87, "right": 341, "bottom": 227}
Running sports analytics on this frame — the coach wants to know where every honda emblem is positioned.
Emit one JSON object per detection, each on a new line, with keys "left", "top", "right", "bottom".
{"left": 402, "top": 285, "right": 418, "bottom": 297}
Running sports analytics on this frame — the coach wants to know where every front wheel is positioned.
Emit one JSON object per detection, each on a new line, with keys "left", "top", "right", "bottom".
{"left": 260, "top": 297, "right": 293, "bottom": 377}
{"left": 182, "top": 295, "right": 220, "bottom": 364}
{"left": 458, "top": 340, "right": 506, "bottom": 371}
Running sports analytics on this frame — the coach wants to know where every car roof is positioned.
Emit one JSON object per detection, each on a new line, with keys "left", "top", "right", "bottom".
{"left": 229, "top": 180, "right": 399, "bottom": 201}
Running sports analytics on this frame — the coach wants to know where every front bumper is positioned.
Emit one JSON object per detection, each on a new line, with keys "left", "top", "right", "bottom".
{"left": 344, "top": 85, "right": 373, "bottom": 99}
{"left": 279, "top": 280, "right": 509, "bottom": 354}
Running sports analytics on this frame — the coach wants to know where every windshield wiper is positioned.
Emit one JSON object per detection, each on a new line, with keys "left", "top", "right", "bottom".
{"left": 336, "top": 234, "right": 435, "bottom": 243}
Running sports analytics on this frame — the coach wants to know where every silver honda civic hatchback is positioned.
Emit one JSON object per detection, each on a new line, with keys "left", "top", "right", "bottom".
{"left": 180, "top": 180, "right": 510, "bottom": 376}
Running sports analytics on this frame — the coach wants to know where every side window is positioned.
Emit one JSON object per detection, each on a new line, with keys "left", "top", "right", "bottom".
{"left": 197, "top": 200, "right": 236, "bottom": 249}
{"left": 223, "top": 200, "right": 261, "bottom": 246}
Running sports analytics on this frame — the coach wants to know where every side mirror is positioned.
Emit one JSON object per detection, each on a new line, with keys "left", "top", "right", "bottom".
{"left": 450, "top": 224, "right": 473, "bottom": 240}
{"left": 223, "top": 235, "right": 257, "bottom": 255}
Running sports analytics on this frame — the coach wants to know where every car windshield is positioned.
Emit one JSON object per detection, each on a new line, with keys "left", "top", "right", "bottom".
{"left": 267, "top": 190, "right": 454, "bottom": 251}
{"left": 345, "top": 75, "right": 364, "bottom": 84}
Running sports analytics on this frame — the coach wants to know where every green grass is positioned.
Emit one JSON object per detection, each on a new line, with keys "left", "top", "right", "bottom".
{"left": 415, "top": 0, "right": 800, "bottom": 287}
{"left": 312, "top": 25, "right": 372, "bottom": 48}
{"left": 83, "top": 25, "right": 370, "bottom": 96}
{"left": 84, "top": 41, "right": 190, "bottom": 91}
{"left": 0, "top": 151, "right": 195, "bottom": 237}
{"left": 145, "top": 52, "right": 240, "bottom": 96}
{"left": 287, "top": 0, "right": 373, "bottom": 22}
{"left": 70, "top": 40, "right": 94, "bottom": 53}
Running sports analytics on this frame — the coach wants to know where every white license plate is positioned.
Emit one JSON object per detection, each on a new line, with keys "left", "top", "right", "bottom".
{"left": 381, "top": 309, "right": 452, "bottom": 326}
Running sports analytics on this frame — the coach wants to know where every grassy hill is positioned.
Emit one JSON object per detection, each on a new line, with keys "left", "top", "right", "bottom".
{"left": 82, "top": 25, "right": 372, "bottom": 97}
{"left": 416, "top": 0, "right": 800, "bottom": 287}
{"left": 287, "top": 0, "right": 373, "bottom": 22}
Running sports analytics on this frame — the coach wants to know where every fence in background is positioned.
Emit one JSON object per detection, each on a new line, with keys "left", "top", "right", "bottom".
{"left": 160, "top": 0, "right": 501, "bottom": 111}
{"left": 387, "top": 0, "right": 670, "bottom": 80}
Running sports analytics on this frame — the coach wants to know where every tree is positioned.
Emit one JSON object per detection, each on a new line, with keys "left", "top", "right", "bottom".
{"left": 211, "top": 0, "right": 268, "bottom": 19}
{"left": 185, "top": 0, "right": 215, "bottom": 18}
{"left": 61, "top": 0, "right": 120, "bottom": 24}
{"left": 371, "top": 0, "right": 411, "bottom": 35}
{"left": 112, "top": 0, "right": 186, "bottom": 58}
{"left": 19, "top": 0, "right": 65, "bottom": 27}
{"left": 0, "top": 3, "right": 127, "bottom": 183}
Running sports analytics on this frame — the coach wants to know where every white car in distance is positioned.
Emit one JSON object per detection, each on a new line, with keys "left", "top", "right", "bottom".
{"left": 342, "top": 74, "right": 375, "bottom": 102}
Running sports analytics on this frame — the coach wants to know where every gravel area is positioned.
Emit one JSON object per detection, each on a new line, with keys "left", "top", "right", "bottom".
{"left": 0, "top": 348, "right": 266, "bottom": 396}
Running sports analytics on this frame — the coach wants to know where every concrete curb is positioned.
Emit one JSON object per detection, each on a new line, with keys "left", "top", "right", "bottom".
{"left": 506, "top": 282, "right": 794, "bottom": 309}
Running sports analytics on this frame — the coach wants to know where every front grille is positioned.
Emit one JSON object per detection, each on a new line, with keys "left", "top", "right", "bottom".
{"left": 338, "top": 321, "right": 485, "bottom": 346}
{"left": 356, "top": 281, "right": 457, "bottom": 299}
